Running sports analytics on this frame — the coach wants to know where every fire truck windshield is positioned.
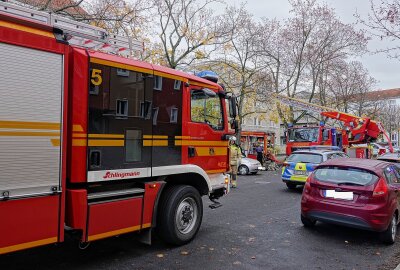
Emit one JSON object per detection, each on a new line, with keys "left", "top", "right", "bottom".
{"left": 191, "top": 90, "right": 224, "bottom": 130}
{"left": 288, "top": 127, "right": 319, "bottom": 142}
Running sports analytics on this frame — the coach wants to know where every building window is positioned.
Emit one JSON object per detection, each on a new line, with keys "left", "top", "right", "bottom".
{"left": 174, "top": 80, "right": 181, "bottom": 90}
{"left": 116, "top": 99, "right": 128, "bottom": 117}
{"left": 152, "top": 107, "right": 159, "bottom": 126}
{"left": 154, "top": 75, "right": 162, "bottom": 90}
{"left": 125, "top": 130, "right": 142, "bottom": 162}
{"left": 89, "top": 85, "right": 99, "bottom": 95}
{"left": 170, "top": 107, "right": 178, "bottom": 123}
{"left": 140, "top": 101, "right": 152, "bottom": 119}
{"left": 117, "top": 68, "right": 130, "bottom": 77}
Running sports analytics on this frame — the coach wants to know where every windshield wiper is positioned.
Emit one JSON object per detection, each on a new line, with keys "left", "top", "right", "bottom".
{"left": 337, "top": 182, "right": 364, "bottom": 186}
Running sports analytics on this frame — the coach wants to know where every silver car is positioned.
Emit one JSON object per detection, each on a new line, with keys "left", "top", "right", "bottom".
{"left": 238, "top": 155, "right": 261, "bottom": 175}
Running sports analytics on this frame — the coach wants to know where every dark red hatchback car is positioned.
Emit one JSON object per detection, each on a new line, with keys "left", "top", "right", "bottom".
{"left": 301, "top": 158, "right": 400, "bottom": 244}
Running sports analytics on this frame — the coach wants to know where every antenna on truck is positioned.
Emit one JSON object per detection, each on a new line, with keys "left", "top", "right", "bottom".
{"left": 0, "top": 0, "right": 144, "bottom": 58}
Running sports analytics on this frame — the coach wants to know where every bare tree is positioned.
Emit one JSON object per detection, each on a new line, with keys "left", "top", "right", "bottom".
{"left": 193, "top": 5, "right": 269, "bottom": 140}
{"left": 357, "top": 0, "right": 400, "bottom": 59}
{"left": 258, "top": 0, "right": 368, "bottom": 127}
{"left": 325, "top": 60, "right": 376, "bottom": 115}
{"left": 151, "top": 0, "right": 233, "bottom": 69}
{"left": 13, "top": 0, "right": 153, "bottom": 40}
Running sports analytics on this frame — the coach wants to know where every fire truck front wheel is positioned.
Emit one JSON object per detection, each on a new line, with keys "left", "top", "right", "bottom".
{"left": 157, "top": 185, "right": 203, "bottom": 245}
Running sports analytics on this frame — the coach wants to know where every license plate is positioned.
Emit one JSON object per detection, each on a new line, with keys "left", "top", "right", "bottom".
{"left": 294, "top": 170, "right": 308, "bottom": 175}
{"left": 324, "top": 190, "right": 353, "bottom": 200}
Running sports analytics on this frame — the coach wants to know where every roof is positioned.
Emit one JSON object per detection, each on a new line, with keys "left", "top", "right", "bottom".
{"left": 87, "top": 49, "right": 221, "bottom": 90}
{"left": 351, "top": 88, "right": 400, "bottom": 101}
{"left": 292, "top": 149, "right": 342, "bottom": 155}
{"left": 318, "top": 158, "right": 390, "bottom": 174}
{"left": 377, "top": 153, "right": 400, "bottom": 161}
{"left": 15, "top": 0, "right": 87, "bottom": 17}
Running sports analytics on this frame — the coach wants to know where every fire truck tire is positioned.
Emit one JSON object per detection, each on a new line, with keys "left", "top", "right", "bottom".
{"left": 157, "top": 185, "right": 203, "bottom": 245}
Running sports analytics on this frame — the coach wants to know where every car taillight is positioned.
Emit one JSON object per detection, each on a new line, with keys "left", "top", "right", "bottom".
{"left": 304, "top": 174, "right": 313, "bottom": 194}
{"left": 373, "top": 178, "right": 388, "bottom": 197}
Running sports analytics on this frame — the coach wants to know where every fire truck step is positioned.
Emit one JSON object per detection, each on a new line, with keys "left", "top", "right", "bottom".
{"left": 209, "top": 201, "right": 222, "bottom": 209}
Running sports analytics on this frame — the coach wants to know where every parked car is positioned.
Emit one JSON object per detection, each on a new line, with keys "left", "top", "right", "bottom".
{"left": 378, "top": 153, "right": 400, "bottom": 165}
{"left": 282, "top": 149, "right": 348, "bottom": 189}
{"left": 301, "top": 158, "right": 400, "bottom": 244}
{"left": 238, "top": 155, "right": 261, "bottom": 175}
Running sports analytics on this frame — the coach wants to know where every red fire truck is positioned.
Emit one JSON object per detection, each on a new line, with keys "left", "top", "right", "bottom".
{"left": 0, "top": 2, "right": 237, "bottom": 254}
{"left": 272, "top": 94, "right": 393, "bottom": 155}
{"left": 286, "top": 124, "right": 349, "bottom": 155}
{"left": 240, "top": 131, "right": 275, "bottom": 159}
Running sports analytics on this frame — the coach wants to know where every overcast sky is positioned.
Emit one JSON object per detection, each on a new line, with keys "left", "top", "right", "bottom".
{"left": 228, "top": 0, "right": 400, "bottom": 90}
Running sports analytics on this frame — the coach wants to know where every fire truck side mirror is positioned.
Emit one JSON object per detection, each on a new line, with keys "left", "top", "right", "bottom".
{"left": 229, "top": 96, "right": 237, "bottom": 119}
{"left": 231, "top": 119, "right": 239, "bottom": 131}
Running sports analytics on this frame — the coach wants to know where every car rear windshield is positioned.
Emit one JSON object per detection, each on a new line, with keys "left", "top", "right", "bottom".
{"left": 287, "top": 153, "right": 322, "bottom": 164}
{"left": 314, "top": 166, "right": 379, "bottom": 186}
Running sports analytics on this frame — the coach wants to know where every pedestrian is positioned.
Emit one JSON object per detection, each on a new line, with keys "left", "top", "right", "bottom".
{"left": 256, "top": 143, "right": 264, "bottom": 165}
{"left": 229, "top": 136, "right": 241, "bottom": 188}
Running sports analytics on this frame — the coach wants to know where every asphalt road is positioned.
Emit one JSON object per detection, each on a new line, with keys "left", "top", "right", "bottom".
{"left": 2, "top": 171, "right": 400, "bottom": 270}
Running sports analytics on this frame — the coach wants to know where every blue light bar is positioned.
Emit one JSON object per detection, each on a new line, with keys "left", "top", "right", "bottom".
{"left": 196, "top": 70, "right": 218, "bottom": 83}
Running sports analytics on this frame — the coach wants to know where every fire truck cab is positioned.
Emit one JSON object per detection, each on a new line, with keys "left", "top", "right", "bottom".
{"left": 0, "top": 1, "right": 235, "bottom": 254}
{"left": 286, "top": 124, "right": 348, "bottom": 155}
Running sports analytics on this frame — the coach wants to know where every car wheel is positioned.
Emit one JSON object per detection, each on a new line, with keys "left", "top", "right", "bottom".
{"left": 156, "top": 185, "right": 203, "bottom": 245}
{"left": 286, "top": 182, "right": 297, "bottom": 189}
{"left": 238, "top": 165, "right": 249, "bottom": 175}
{"left": 301, "top": 214, "right": 316, "bottom": 228}
{"left": 381, "top": 214, "right": 397, "bottom": 245}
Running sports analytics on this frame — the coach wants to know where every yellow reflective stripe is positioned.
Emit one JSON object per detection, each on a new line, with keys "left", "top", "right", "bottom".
{"left": 189, "top": 81, "right": 218, "bottom": 90}
{"left": 153, "top": 70, "right": 188, "bottom": 83}
{"left": 175, "top": 140, "right": 228, "bottom": 146}
{"left": 88, "top": 225, "right": 141, "bottom": 241}
{"left": 73, "top": 124, "right": 84, "bottom": 132}
{"left": 143, "top": 140, "right": 168, "bottom": 147}
{"left": 73, "top": 133, "right": 87, "bottom": 138}
{"left": 294, "top": 163, "right": 307, "bottom": 171}
{"left": 0, "top": 131, "right": 59, "bottom": 136}
{"left": 143, "top": 135, "right": 168, "bottom": 139}
{"left": 206, "top": 169, "right": 226, "bottom": 174}
{"left": 175, "top": 136, "right": 191, "bottom": 139}
{"left": 88, "top": 140, "right": 124, "bottom": 147}
{"left": 142, "top": 223, "right": 151, "bottom": 229}
{"left": 195, "top": 147, "right": 227, "bottom": 156}
{"left": 0, "top": 20, "right": 54, "bottom": 38}
{"left": 88, "top": 134, "right": 124, "bottom": 139}
{"left": 90, "top": 58, "right": 152, "bottom": 74}
{"left": 289, "top": 175, "right": 307, "bottom": 182}
{"left": 72, "top": 139, "right": 87, "bottom": 146}
{"left": 51, "top": 139, "right": 60, "bottom": 146}
{"left": 0, "top": 120, "right": 60, "bottom": 130}
{"left": 0, "top": 237, "right": 57, "bottom": 255}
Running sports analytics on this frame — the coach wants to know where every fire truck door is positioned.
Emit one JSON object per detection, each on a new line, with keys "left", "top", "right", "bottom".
{"left": 186, "top": 88, "right": 228, "bottom": 173}
{"left": 0, "top": 42, "right": 63, "bottom": 253}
